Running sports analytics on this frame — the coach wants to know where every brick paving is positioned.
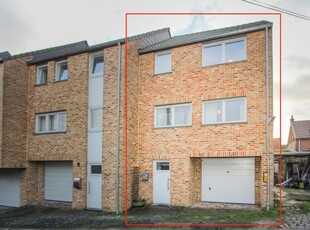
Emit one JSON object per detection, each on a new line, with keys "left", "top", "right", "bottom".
{"left": 280, "top": 206, "right": 310, "bottom": 229}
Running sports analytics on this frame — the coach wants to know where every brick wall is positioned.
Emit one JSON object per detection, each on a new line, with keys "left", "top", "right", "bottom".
{"left": 1, "top": 58, "right": 28, "bottom": 168}
{"left": 300, "top": 139, "right": 310, "bottom": 151}
{"left": 0, "top": 62, "right": 3, "bottom": 163}
{"left": 138, "top": 29, "right": 273, "bottom": 207}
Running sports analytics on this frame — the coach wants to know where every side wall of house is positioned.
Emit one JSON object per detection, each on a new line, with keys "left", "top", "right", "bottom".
{"left": 0, "top": 62, "right": 3, "bottom": 163}
{"left": 300, "top": 139, "right": 310, "bottom": 152}
{"left": 287, "top": 127, "right": 296, "bottom": 151}
{"left": 1, "top": 58, "right": 28, "bottom": 168}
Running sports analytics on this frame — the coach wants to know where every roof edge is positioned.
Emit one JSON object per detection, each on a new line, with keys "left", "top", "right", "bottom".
{"left": 139, "top": 21, "right": 272, "bottom": 54}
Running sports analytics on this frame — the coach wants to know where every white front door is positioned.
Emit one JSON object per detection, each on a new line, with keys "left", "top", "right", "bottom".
{"left": 153, "top": 160, "right": 170, "bottom": 205}
{"left": 87, "top": 164, "right": 102, "bottom": 209}
{"left": 202, "top": 158, "right": 255, "bottom": 204}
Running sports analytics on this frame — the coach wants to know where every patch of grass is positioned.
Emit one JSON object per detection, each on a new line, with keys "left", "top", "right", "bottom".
{"left": 300, "top": 202, "right": 310, "bottom": 213}
{"left": 129, "top": 207, "right": 279, "bottom": 224}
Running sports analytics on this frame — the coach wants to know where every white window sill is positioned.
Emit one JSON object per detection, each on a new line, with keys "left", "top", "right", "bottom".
{"left": 154, "top": 124, "right": 192, "bottom": 129}
{"left": 154, "top": 71, "right": 172, "bottom": 76}
{"left": 202, "top": 59, "right": 246, "bottom": 68}
{"left": 202, "top": 121, "right": 247, "bottom": 126}
{"left": 34, "top": 131, "right": 66, "bottom": 135}
{"left": 90, "top": 73, "right": 104, "bottom": 78}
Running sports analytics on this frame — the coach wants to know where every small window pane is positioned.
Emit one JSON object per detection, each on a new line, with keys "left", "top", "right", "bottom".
{"left": 155, "top": 52, "right": 171, "bottom": 74}
{"left": 91, "top": 165, "right": 102, "bottom": 174}
{"left": 38, "top": 116, "right": 46, "bottom": 132}
{"left": 90, "top": 109, "right": 103, "bottom": 129}
{"left": 48, "top": 114, "right": 57, "bottom": 131}
{"left": 225, "top": 99, "right": 245, "bottom": 122}
{"left": 59, "top": 113, "right": 67, "bottom": 131}
{"left": 204, "top": 44, "right": 222, "bottom": 66}
{"left": 175, "top": 105, "right": 191, "bottom": 125}
{"left": 225, "top": 40, "right": 245, "bottom": 63}
{"left": 156, "top": 107, "right": 171, "bottom": 127}
{"left": 37, "top": 66, "right": 47, "bottom": 84}
{"left": 57, "top": 62, "right": 68, "bottom": 81}
{"left": 92, "top": 56, "right": 104, "bottom": 74}
{"left": 157, "top": 162, "right": 169, "bottom": 170}
{"left": 204, "top": 101, "right": 222, "bottom": 123}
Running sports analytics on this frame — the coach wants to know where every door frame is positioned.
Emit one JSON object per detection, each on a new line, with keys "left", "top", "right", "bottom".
{"left": 87, "top": 163, "right": 102, "bottom": 210}
{"left": 153, "top": 160, "right": 171, "bottom": 205}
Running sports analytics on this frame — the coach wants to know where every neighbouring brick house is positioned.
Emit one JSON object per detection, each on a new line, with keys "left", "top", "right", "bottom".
{"left": 0, "top": 20, "right": 273, "bottom": 210}
{"left": 287, "top": 116, "right": 310, "bottom": 152}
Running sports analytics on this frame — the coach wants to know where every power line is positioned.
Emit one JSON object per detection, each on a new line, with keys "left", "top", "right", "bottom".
{"left": 242, "top": 0, "right": 310, "bottom": 21}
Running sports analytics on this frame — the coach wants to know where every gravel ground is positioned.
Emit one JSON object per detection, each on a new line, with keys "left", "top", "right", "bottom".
{"left": 0, "top": 205, "right": 278, "bottom": 229}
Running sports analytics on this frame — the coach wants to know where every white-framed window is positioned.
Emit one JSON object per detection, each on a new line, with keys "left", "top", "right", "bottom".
{"left": 202, "top": 37, "right": 246, "bottom": 67}
{"left": 89, "top": 108, "right": 103, "bottom": 130}
{"left": 155, "top": 103, "right": 192, "bottom": 128}
{"left": 36, "top": 111, "right": 66, "bottom": 133}
{"left": 90, "top": 52, "right": 104, "bottom": 77}
{"left": 56, "top": 60, "right": 68, "bottom": 81}
{"left": 155, "top": 50, "right": 172, "bottom": 74}
{"left": 202, "top": 97, "right": 246, "bottom": 124}
{"left": 36, "top": 64, "right": 48, "bottom": 85}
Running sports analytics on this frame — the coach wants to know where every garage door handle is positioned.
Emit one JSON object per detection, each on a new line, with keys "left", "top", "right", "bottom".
{"left": 209, "top": 187, "right": 211, "bottom": 190}
{"left": 167, "top": 178, "right": 170, "bottom": 190}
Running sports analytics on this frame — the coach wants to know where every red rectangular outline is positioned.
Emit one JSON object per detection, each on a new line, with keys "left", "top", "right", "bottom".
{"left": 124, "top": 12, "right": 282, "bottom": 227}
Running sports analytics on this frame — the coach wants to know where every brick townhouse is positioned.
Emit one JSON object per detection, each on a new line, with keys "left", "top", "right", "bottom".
{"left": 0, "top": 20, "right": 274, "bottom": 210}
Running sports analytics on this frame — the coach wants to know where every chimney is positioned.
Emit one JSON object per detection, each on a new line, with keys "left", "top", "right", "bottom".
{"left": 290, "top": 115, "right": 294, "bottom": 127}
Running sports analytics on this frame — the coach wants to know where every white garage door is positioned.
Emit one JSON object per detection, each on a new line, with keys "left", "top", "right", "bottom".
{"left": 0, "top": 169, "right": 20, "bottom": 207}
{"left": 202, "top": 158, "right": 255, "bottom": 204}
{"left": 45, "top": 162, "right": 73, "bottom": 202}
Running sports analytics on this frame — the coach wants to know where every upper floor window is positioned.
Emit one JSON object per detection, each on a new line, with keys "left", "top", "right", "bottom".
{"left": 36, "top": 111, "right": 66, "bottom": 133}
{"left": 155, "top": 103, "right": 191, "bottom": 128}
{"left": 36, "top": 64, "right": 48, "bottom": 85}
{"left": 202, "top": 97, "right": 246, "bottom": 124}
{"left": 155, "top": 50, "right": 171, "bottom": 74}
{"left": 56, "top": 60, "right": 68, "bottom": 81}
{"left": 90, "top": 52, "right": 104, "bottom": 77}
{"left": 202, "top": 37, "right": 246, "bottom": 67}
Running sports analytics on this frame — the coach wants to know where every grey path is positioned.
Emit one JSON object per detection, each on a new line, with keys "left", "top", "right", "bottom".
{"left": 281, "top": 206, "right": 310, "bottom": 229}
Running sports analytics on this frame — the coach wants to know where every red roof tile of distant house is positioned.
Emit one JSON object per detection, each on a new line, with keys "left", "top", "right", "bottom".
{"left": 293, "top": 120, "right": 310, "bottom": 139}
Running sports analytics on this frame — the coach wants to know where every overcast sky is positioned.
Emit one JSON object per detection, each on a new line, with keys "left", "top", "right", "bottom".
{"left": 1, "top": 0, "right": 309, "bottom": 144}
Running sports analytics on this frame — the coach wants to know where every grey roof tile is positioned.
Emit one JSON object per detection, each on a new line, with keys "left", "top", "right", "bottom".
{"left": 26, "top": 41, "right": 89, "bottom": 64}
{"left": 25, "top": 27, "right": 171, "bottom": 64}
{"left": 0, "top": 51, "right": 11, "bottom": 61}
{"left": 139, "top": 20, "right": 272, "bottom": 54}
{"left": 88, "top": 27, "right": 171, "bottom": 52}
{"left": 293, "top": 120, "right": 310, "bottom": 139}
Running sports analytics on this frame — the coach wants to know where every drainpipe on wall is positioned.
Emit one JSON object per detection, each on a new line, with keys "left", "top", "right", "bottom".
{"left": 115, "top": 42, "right": 122, "bottom": 214}
{"left": 265, "top": 26, "right": 270, "bottom": 211}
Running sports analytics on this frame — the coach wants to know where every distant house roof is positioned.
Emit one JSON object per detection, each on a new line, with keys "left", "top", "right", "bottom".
{"left": 292, "top": 120, "right": 310, "bottom": 139}
{"left": 0, "top": 51, "right": 11, "bottom": 62}
{"left": 138, "top": 20, "right": 272, "bottom": 54}
{"left": 4, "top": 27, "right": 171, "bottom": 65}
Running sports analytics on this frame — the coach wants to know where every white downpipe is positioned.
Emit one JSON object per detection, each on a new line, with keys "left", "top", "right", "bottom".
{"left": 265, "top": 27, "right": 270, "bottom": 211}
